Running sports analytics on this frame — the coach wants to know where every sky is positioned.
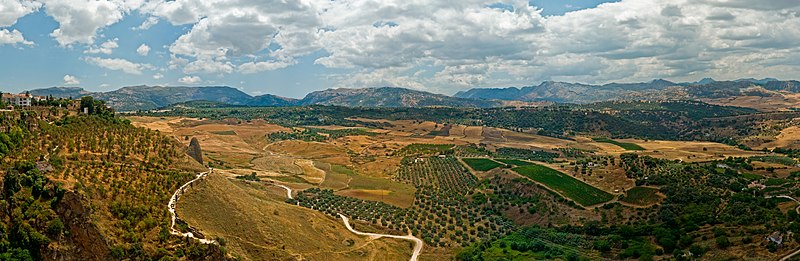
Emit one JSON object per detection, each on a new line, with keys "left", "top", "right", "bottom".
{"left": 0, "top": 0, "right": 799, "bottom": 98}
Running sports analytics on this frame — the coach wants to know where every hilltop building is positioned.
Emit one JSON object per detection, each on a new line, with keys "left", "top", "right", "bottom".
{"left": 2, "top": 93, "right": 33, "bottom": 107}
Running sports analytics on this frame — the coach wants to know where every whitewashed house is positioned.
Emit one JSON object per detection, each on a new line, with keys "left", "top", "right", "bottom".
{"left": 2, "top": 93, "right": 33, "bottom": 107}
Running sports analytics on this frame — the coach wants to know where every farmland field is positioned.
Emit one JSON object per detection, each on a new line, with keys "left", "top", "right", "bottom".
{"left": 513, "top": 164, "right": 614, "bottom": 206}
{"left": 462, "top": 158, "right": 503, "bottom": 171}
{"left": 592, "top": 137, "right": 646, "bottom": 151}
{"left": 496, "top": 158, "right": 534, "bottom": 166}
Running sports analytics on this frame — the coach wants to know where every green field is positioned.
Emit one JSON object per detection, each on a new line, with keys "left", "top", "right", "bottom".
{"left": 749, "top": 155, "right": 796, "bottom": 166}
{"left": 740, "top": 172, "right": 764, "bottom": 181}
{"left": 496, "top": 159, "right": 534, "bottom": 166}
{"left": 620, "top": 187, "right": 662, "bottom": 206}
{"left": 512, "top": 164, "right": 613, "bottom": 206}
{"left": 765, "top": 178, "right": 791, "bottom": 186}
{"left": 592, "top": 137, "right": 645, "bottom": 151}
{"left": 463, "top": 158, "right": 503, "bottom": 171}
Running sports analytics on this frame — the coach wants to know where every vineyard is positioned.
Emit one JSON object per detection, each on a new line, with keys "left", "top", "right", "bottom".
{"left": 496, "top": 159, "right": 534, "bottom": 166}
{"left": 513, "top": 164, "right": 614, "bottom": 207}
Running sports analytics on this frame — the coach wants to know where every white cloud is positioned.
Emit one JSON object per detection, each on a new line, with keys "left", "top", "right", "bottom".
{"left": 14, "top": 0, "right": 800, "bottom": 92}
{"left": 178, "top": 75, "right": 201, "bottom": 84}
{"left": 313, "top": 0, "right": 800, "bottom": 90}
{"left": 153, "top": 73, "right": 163, "bottom": 79}
{"left": 63, "top": 74, "right": 80, "bottom": 85}
{"left": 239, "top": 59, "right": 296, "bottom": 74}
{"left": 136, "top": 43, "right": 150, "bottom": 56}
{"left": 84, "top": 56, "right": 154, "bottom": 74}
{"left": 42, "top": 0, "right": 130, "bottom": 46}
{"left": 183, "top": 58, "right": 234, "bottom": 74}
{"left": 0, "top": 0, "right": 41, "bottom": 27}
{"left": 0, "top": 28, "right": 32, "bottom": 45}
{"left": 144, "top": 0, "right": 321, "bottom": 75}
{"left": 134, "top": 16, "right": 159, "bottom": 30}
{"left": 84, "top": 38, "right": 119, "bottom": 54}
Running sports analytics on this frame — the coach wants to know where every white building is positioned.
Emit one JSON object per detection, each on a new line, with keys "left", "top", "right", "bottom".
{"left": 2, "top": 93, "right": 33, "bottom": 107}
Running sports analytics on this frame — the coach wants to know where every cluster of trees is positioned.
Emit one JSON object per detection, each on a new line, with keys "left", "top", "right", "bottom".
{"left": 0, "top": 161, "right": 66, "bottom": 260}
{"left": 79, "top": 96, "right": 114, "bottom": 117}
{"left": 294, "top": 186, "right": 514, "bottom": 247}
{"left": 32, "top": 95, "right": 73, "bottom": 108}
{"left": 395, "top": 156, "right": 477, "bottom": 195}
{"left": 494, "top": 147, "right": 559, "bottom": 163}
{"left": 0, "top": 125, "right": 23, "bottom": 159}
{"left": 268, "top": 127, "right": 375, "bottom": 142}
{"left": 453, "top": 145, "right": 492, "bottom": 157}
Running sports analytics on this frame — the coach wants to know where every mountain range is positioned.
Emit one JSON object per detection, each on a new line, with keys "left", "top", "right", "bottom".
{"left": 25, "top": 78, "right": 800, "bottom": 111}
{"left": 29, "top": 86, "right": 504, "bottom": 111}
{"left": 454, "top": 78, "right": 800, "bottom": 103}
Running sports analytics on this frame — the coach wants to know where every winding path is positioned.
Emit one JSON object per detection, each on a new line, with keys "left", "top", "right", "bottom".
{"left": 272, "top": 183, "right": 293, "bottom": 199}
{"left": 168, "top": 169, "right": 215, "bottom": 244}
{"left": 765, "top": 195, "right": 800, "bottom": 261}
{"left": 170, "top": 171, "right": 419, "bottom": 259}
{"left": 766, "top": 195, "right": 800, "bottom": 214}
{"left": 337, "top": 213, "right": 423, "bottom": 261}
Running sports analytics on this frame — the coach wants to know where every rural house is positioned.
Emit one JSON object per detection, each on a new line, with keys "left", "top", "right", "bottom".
{"left": 768, "top": 231, "right": 783, "bottom": 245}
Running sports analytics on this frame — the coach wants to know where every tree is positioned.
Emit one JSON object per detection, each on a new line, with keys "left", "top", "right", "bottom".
{"left": 715, "top": 236, "right": 730, "bottom": 249}
{"left": 80, "top": 96, "right": 95, "bottom": 114}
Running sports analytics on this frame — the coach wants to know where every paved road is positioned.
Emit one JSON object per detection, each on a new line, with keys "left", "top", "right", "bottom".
{"left": 337, "top": 213, "right": 423, "bottom": 261}
{"left": 168, "top": 169, "right": 215, "bottom": 244}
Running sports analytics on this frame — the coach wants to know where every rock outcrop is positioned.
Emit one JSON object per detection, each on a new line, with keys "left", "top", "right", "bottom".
{"left": 48, "top": 192, "right": 111, "bottom": 261}
{"left": 187, "top": 137, "right": 203, "bottom": 165}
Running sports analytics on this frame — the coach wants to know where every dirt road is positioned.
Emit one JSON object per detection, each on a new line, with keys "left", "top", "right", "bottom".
{"left": 337, "top": 213, "right": 423, "bottom": 261}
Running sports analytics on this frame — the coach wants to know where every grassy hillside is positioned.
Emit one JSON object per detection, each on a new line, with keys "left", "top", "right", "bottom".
{"left": 0, "top": 109, "right": 224, "bottom": 260}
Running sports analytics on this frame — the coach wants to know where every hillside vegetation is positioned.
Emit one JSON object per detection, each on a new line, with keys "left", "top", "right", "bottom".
{"left": 0, "top": 108, "right": 225, "bottom": 260}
